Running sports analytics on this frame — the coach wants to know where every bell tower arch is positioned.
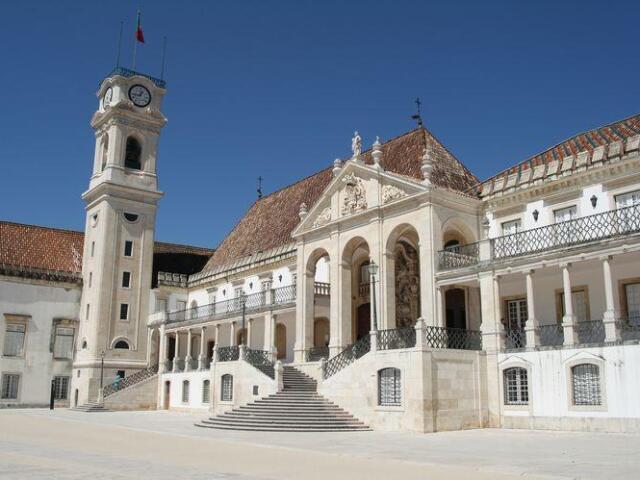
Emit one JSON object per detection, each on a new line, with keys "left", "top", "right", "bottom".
{"left": 72, "top": 68, "right": 167, "bottom": 405}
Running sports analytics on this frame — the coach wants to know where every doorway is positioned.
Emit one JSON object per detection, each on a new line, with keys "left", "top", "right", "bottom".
{"left": 275, "top": 324, "right": 287, "bottom": 360}
{"left": 445, "top": 288, "right": 466, "bottom": 330}
{"left": 356, "top": 303, "right": 371, "bottom": 341}
{"left": 163, "top": 381, "right": 171, "bottom": 409}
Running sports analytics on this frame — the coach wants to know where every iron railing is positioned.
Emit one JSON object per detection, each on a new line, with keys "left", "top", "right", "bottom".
{"left": 217, "top": 346, "right": 240, "bottom": 362}
{"left": 492, "top": 204, "right": 640, "bottom": 260}
{"left": 576, "top": 320, "right": 606, "bottom": 344}
{"left": 504, "top": 328, "right": 527, "bottom": 350}
{"left": 537, "top": 324, "right": 564, "bottom": 347}
{"left": 314, "top": 282, "right": 330, "bottom": 296}
{"left": 306, "top": 346, "right": 330, "bottom": 362}
{"left": 618, "top": 316, "right": 640, "bottom": 341}
{"left": 167, "top": 284, "right": 298, "bottom": 325}
{"left": 245, "top": 348, "right": 275, "bottom": 379}
{"left": 105, "top": 66, "right": 166, "bottom": 88}
{"left": 377, "top": 327, "right": 416, "bottom": 350}
{"left": 322, "top": 335, "right": 371, "bottom": 379}
{"left": 424, "top": 326, "right": 483, "bottom": 350}
{"left": 102, "top": 365, "right": 158, "bottom": 398}
{"left": 437, "top": 242, "right": 480, "bottom": 270}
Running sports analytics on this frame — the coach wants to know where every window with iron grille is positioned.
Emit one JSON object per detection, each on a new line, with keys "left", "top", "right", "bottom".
{"left": 53, "top": 327, "right": 74, "bottom": 359}
{"left": 221, "top": 374, "right": 233, "bottom": 401}
{"left": 1, "top": 374, "right": 19, "bottom": 399}
{"left": 572, "top": 364, "right": 601, "bottom": 406}
{"left": 202, "top": 380, "right": 210, "bottom": 403}
{"left": 378, "top": 368, "right": 401, "bottom": 406}
{"left": 182, "top": 380, "right": 190, "bottom": 403}
{"left": 53, "top": 376, "right": 69, "bottom": 400}
{"left": 3, "top": 323, "right": 26, "bottom": 357}
{"left": 503, "top": 367, "right": 528, "bottom": 405}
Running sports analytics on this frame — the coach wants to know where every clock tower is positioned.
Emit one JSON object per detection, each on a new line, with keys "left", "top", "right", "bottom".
{"left": 72, "top": 68, "right": 167, "bottom": 406}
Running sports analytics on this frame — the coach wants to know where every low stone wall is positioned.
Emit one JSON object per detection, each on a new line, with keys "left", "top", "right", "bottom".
{"left": 319, "top": 347, "right": 486, "bottom": 433}
{"left": 104, "top": 375, "right": 158, "bottom": 411}
{"left": 210, "top": 361, "right": 277, "bottom": 415}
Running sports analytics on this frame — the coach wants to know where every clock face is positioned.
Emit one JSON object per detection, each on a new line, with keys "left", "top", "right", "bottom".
{"left": 128, "top": 84, "right": 151, "bottom": 107}
{"left": 103, "top": 88, "right": 113, "bottom": 108}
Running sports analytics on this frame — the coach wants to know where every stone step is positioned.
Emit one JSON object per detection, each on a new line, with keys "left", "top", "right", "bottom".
{"left": 204, "top": 419, "right": 366, "bottom": 428}
{"left": 223, "top": 411, "right": 357, "bottom": 419}
{"left": 195, "top": 423, "right": 371, "bottom": 432}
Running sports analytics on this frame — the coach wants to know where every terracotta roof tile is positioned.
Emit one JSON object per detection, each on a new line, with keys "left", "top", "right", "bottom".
{"left": 204, "top": 127, "right": 478, "bottom": 271}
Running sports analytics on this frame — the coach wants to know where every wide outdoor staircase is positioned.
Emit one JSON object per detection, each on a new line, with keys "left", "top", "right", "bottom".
{"left": 196, "top": 366, "right": 370, "bottom": 432}
{"left": 72, "top": 401, "right": 110, "bottom": 412}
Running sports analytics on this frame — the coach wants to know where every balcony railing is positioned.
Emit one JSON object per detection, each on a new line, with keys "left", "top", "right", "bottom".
{"left": 377, "top": 327, "right": 416, "bottom": 350}
{"left": 537, "top": 324, "right": 564, "bottom": 347}
{"left": 505, "top": 328, "right": 527, "bottom": 350}
{"left": 105, "top": 66, "right": 166, "bottom": 88}
{"left": 103, "top": 366, "right": 158, "bottom": 398}
{"left": 492, "top": 204, "right": 640, "bottom": 260}
{"left": 166, "top": 284, "right": 298, "bottom": 325}
{"left": 306, "top": 346, "right": 330, "bottom": 362}
{"left": 245, "top": 348, "right": 275, "bottom": 379}
{"left": 576, "top": 320, "right": 606, "bottom": 345}
{"left": 358, "top": 282, "right": 370, "bottom": 298}
{"left": 424, "top": 326, "right": 483, "bottom": 350}
{"left": 217, "top": 346, "right": 240, "bottom": 362}
{"left": 438, "top": 243, "right": 480, "bottom": 270}
{"left": 314, "top": 282, "right": 330, "bottom": 296}
{"left": 617, "top": 316, "right": 640, "bottom": 341}
{"left": 322, "top": 335, "right": 371, "bottom": 379}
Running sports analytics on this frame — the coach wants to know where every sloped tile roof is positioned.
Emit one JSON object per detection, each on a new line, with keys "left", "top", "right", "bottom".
{"left": 204, "top": 127, "right": 478, "bottom": 271}
{"left": 0, "top": 220, "right": 214, "bottom": 277}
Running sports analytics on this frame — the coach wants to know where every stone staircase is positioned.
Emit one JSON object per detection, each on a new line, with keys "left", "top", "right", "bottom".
{"left": 196, "top": 366, "right": 370, "bottom": 432}
{"left": 72, "top": 400, "right": 110, "bottom": 412}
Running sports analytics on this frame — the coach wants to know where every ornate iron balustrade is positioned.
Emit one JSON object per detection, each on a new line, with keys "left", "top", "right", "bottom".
{"left": 437, "top": 243, "right": 480, "bottom": 271}
{"left": 618, "top": 316, "right": 640, "bottom": 341}
{"left": 537, "top": 324, "right": 564, "bottom": 347}
{"left": 314, "top": 282, "right": 330, "bottom": 296}
{"left": 105, "top": 66, "right": 166, "bottom": 88}
{"left": 273, "top": 284, "right": 297, "bottom": 304}
{"left": 306, "top": 346, "right": 329, "bottom": 362}
{"left": 576, "top": 320, "right": 606, "bottom": 344}
{"left": 424, "top": 326, "right": 483, "bottom": 350}
{"left": 377, "top": 327, "right": 416, "bottom": 350}
{"left": 492, "top": 204, "right": 640, "bottom": 260}
{"left": 103, "top": 365, "right": 158, "bottom": 398}
{"left": 322, "top": 335, "right": 371, "bottom": 379}
{"left": 245, "top": 348, "right": 275, "bottom": 379}
{"left": 217, "top": 346, "right": 240, "bottom": 362}
{"left": 504, "top": 328, "right": 527, "bottom": 350}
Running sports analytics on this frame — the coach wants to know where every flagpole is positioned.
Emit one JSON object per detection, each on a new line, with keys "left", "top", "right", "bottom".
{"left": 160, "top": 36, "right": 167, "bottom": 80}
{"left": 132, "top": 10, "right": 140, "bottom": 70}
{"left": 115, "top": 21, "right": 123, "bottom": 68}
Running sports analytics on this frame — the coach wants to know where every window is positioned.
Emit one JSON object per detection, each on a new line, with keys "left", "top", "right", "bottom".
{"left": 501, "top": 219, "right": 521, "bottom": 236}
{"left": 123, "top": 240, "right": 133, "bottom": 257}
{"left": 53, "top": 376, "right": 69, "bottom": 400}
{"left": 114, "top": 340, "right": 129, "bottom": 349}
{"left": 86, "top": 304, "right": 90, "bottom": 321}
{"left": 124, "top": 137, "right": 142, "bottom": 170}
{"left": 615, "top": 190, "right": 640, "bottom": 208}
{"left": 554, "top": 206, "right": 577, "bottom": 223}
{"left": 91, "top": 241, "right": 95, "bottom": 257}
{"left": 119, "top": 304, "right": 129, "bottom": 321}
{"left": 558, "top": 289, "right": 589, "bottom": 323}
{"left": 221, "top": 374, "right": 233, "bottom": 401}
{"left": 3, "top": 323, "right": 25, "bottom": 357}
{"left": 122, "top": 271, "right": 131, "bottom": 288}
{"left": 156, "top": 299, "right": 167, "bottom": 313}
{"left": 182, "top": 380, "right": 190, "bottom": 403}
{"left": 202, "top": 380, "right": 210, "bottom": 403}
{"left": 625, "top": 283, "right": 640, "bottom": 321}
{"left": 123, "top": 213, "right": 139, "bottom": 223}
{"left": 176, "top": 300, "right": 186, "bottom": 311}
{"left": 378, "top": 368, "right": 401, "bottom": 406}
{"left": 506, "top": 299, "right": 528, "bottom": 349}
{"left": 88, "top": 272, "right": 92, "bottom": 287}
{"left": 503, "top": 367, "right": 528, "bottom": 405}
{"left": 53, "top": 327, "right": 74, "bottom": 359}
{"left": 572, "top": 364, "right": 601, "bottom": 406}
{"left": 615, "top": 190, "right": 640, "bottom": 233}
{"left": 1, "top": 374, "right": 19, "bottom": 399}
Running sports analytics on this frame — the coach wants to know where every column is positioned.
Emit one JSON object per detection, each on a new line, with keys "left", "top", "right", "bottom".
{"left": 247, "top": 318, "right": 253, "bottom": 349}
{"left": 261, "top": 275, "right": 273, "bottom": 305}
{"left": 478, "top": 272, "right": 501, "bottom": 428}
{"left": 185, "top": 329, "right": 193, "bottom": 371}
{"left": 602, "top": 255, "right": 619, "bottom": 342}
{"left": 293, "top": 244, "right": 307, "bottom": 363}
{"left": 230, "top": 321, "right": 237, "bottom": 346}
{"left": 561, "top": 263, "right": 576, "bottom": 345}
{"left": 328, "top": 250, "right": 343, "bottom": 357}
{"left": 172, "top": 331, "right": 180, "bottom": 372}
{"left": 198, "top": 326, "right": 206, "bottom": 370}
{"left": 214, "top": 323, "right": 220, "bottom": 346}
{"left": 383, "top": 251, "right": 395, "bottom": 330}
{"left": 436, "top": 286, "right": 445, "bottom": 328}
{"left": 263, "top": 312, "right": 274, "bottom": 358}
{"left": 159, "top": 325, "right": 168, "bottom": 373}
{"left": 524, "top": 270, "right": 538, "bottom": 347}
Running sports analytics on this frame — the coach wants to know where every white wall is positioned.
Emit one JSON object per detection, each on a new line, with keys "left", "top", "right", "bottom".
{"left": 160, "top": 370, "right": 211, "bottom": 411}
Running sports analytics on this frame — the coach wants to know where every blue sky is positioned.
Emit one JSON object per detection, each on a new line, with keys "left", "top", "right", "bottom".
{"left": 1, "top": 1, "right": 638, "bottom": 248}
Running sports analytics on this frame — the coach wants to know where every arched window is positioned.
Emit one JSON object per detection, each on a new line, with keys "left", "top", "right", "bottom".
{"left": 572, "top": 364, "right": 601, "bottom": 406}
{"left": 182, "top": 380, "right": 190, "bottom": 403}
{"left": 503, "top": 367, "right": 528, "bottom": 405}
{"left": 124, "top": 136, "right": 142, "bottom": 170}
{"left": 114, "top": 340, "right": 130, "bottom": 350}
{"left": 202, "top": 380, "right": 210, "bottom": 403}
{"left": 443, "top": 239, "right": 460, "bottom": 251}
{"left": 189, "top": 300, "right": 198, "bottom": 320}
{"left": 378, "top": 368, "right": 401, "bottom": 406}
{"left": 101, "top": 134, "right": 109, "bottom": 171}
{"left": 221, "top": 374, "right": 233, "bottom": 401}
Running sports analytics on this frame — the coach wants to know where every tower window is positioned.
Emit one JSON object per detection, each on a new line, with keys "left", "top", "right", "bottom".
{"left": 119, "top": 303, "right": 129, "bottom": 321}
{"left": 114, "top": 340, "right": 130, "bottom": 350}
{"left": 123, "top": 213, "right": 139, "bottom": 222}
{"left": 91, "top": 241, "right": 95, "bottom": 257}
{"left": 124, "top": 240, "right": 133, "bottom": 257}
{"left": 122, "top": 271, "right": 131, "bottom": 288}
{"left": 124, "top": 137, "right": 142, "bottom": 170}
{"left": 101, "top": 134, "right": 109, "bottom": 171}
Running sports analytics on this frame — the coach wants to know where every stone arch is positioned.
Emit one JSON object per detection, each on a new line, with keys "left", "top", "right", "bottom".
{"left": 124, "top": 135, "right": 143, "bottom": 170}
{"left": 341, "top": 236, "right": 371, "bottom": 343}
{"left": 440, "top": 217, "right": 477, "bottom": 250}
{"left": 313, "top": 317, "right": 330, "bottom": 348}
{"left": 100, "top": 133, "right": 109, "bottom": 171}
{"left": 111, "top": 337, "right": 131, "bottom": 349}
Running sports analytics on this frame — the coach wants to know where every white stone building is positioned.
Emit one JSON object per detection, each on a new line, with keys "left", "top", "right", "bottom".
{"left": 2, "top": 67, "right": 640, "bottom": 433}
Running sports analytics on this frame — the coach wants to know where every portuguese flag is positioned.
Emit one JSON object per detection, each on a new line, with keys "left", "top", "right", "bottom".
{"left": 135, "top": 11, "right": 145, "bottom": 43}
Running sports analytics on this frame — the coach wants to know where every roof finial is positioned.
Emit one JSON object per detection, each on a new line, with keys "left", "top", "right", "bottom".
{"left": 421, "top": 143, "right": 433, "bottom": 186}
{"left": 332, "top": 158, "right": 343, "bottom": 177}
{"left": 298, "top": 202, "right": 308, "bottom": 220}
{"left": 372, "top": 136, "right": 383, "bottom": 169}
{"left": 351, "top": 131, "right": 362, "bottom": 162}
{"left": 257, "top": 176, "right": 263, "bottom": 199}
{"left": 411, "top": 97, "right": 424, "bottom": 127}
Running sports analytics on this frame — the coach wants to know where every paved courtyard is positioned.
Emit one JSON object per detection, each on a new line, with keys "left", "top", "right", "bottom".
{"left": 0, "top": 409, "right": 638, "bottom": 479}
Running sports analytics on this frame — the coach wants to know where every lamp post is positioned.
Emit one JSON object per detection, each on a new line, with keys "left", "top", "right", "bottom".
{"left": 241, "top": 293, "right": 247, "bottom": 346}
{"left": 369, "top": 262, "right": 379, "bottom": 332}
{"left": 98, "top": 350, "right": 105, "bottom": 404}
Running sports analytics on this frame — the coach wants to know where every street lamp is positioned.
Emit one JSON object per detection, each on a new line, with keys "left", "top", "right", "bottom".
{"left": 369, "top": 262, "right": 379, "bottom": 332}
{"left": 241, "top": 293, "right": 247, "bottom": 346}
{"left": 98, "top": 350, "right": 105, "bottom": 404}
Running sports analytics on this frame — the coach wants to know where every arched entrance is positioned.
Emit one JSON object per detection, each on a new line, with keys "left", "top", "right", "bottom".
{"left": 386, "top": 224, "right": 421, "bottom": 329}
{"left": 275, "top": 323, "right": 287, "bottom": 360}
{"left": 342, "top": 237, "right": 371, "bottom": 344}
{"left": 163, "top": 381, "right": 171, "bottom": 409}
{"left": 236, "top": 328, "right": 247, "bottom": 346}
{"left": 149, "top": 329, "right": 160, "bottom": 368}
{"left": 445, "top": 288, "right": 466, "bottom": 330}
{"left": 313, "top": 317, "right": 330, "bottom": 347}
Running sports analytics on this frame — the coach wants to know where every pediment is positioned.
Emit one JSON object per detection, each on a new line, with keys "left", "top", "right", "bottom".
{"left": 293, "top": 160, "right": 426, "bottom": 236}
